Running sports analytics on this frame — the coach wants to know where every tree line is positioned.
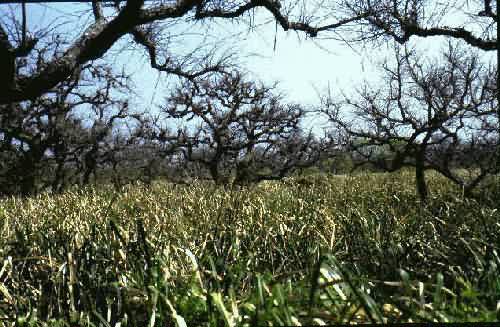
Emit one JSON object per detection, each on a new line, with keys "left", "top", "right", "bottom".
{"left": 0, "top": 0, "right": 498, "bottom": 200}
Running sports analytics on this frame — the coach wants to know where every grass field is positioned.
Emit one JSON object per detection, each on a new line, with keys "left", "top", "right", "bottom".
{"left": 0, "top": 171, "right": 499, "bottom": 326}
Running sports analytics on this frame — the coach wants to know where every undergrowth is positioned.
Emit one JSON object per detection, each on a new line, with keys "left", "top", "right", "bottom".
{"left": 0, "top": 171, "right": 499, "bottom": 325}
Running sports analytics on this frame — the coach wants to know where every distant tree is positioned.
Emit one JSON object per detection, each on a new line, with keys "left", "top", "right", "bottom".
{"left": 0, "top": 45, "right": 136, "bottom": 196}
{"left": 75, "top": 97, "right": 134, "bottom": 187}
{"left": 158, "top": 72, "right": 321, "bottom": 185}
{"left": 319, "top": 0, "right": 500, "bottom": 173}
{"left": 323, "top": 43, "right": 498, "bottom": 200}
{"left": 110, "top": 114, "right": 186, "bottom": 185}
{"left": 3, "top": 0, "right": 496, "bottom": 193}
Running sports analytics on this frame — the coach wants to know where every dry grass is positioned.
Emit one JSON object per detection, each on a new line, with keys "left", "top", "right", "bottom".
{"left": 0, "top": 171, "right": 499, "bottom": 325}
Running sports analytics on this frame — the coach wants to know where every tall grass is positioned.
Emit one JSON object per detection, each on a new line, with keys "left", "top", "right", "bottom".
{"left": 0, "top": 171, "right": 499, "bottom": 325}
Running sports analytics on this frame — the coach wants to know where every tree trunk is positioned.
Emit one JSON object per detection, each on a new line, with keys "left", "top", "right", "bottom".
{"left": 18, "top": 146, "right": 45, "bottom": 196}
{"left": 20, "top": 170, "right": 36, "bottom": 196}
{"left": 82, "top": 148, "right": 98, "bottom": 185}
{"left": 209, "top": 162, "right": 220, "bottom": 185}
{"left": 496, "top": 17, "right": 500, "bottom": 173}
{"left": 415, "top": 148, "right": 428, "bottom": 202}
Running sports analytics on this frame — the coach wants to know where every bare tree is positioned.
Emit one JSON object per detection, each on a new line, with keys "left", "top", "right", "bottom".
{"left": 0, "top": 41, "right": 137, "bottom": 195}
{"left": 323, "top": 43, "right": 498, "bottom": 200}
{"left": 330, "top": 1, "right": 497, "bottom": 50}
{"left": 157, "top": 72, "right": 320, "bottom": 185}
{"left": 0, "top": 0, "right": 376, "bottom": 105}
{"left": 1, "top": 1, "right": 497, "bottom": 102}
{"left": 2, "top": 0, "right": 496, "bottom": 193}
{"left": 113, "top": 113, "right": 187, "bottom": 185}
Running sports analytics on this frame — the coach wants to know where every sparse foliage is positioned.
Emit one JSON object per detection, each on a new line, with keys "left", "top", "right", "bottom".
{"left": 158, "top": 72, "right": 321, "bottom": 185}
{"left": 323, "top": 43, "right": 498, "bottom": 200}
{"left": 0, "top": 43, "right": 138, "bottom": 195}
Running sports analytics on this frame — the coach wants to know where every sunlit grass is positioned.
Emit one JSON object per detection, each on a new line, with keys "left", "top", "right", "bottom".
{"left": 0, "top": 171, "right": 499, "bottom": 325}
